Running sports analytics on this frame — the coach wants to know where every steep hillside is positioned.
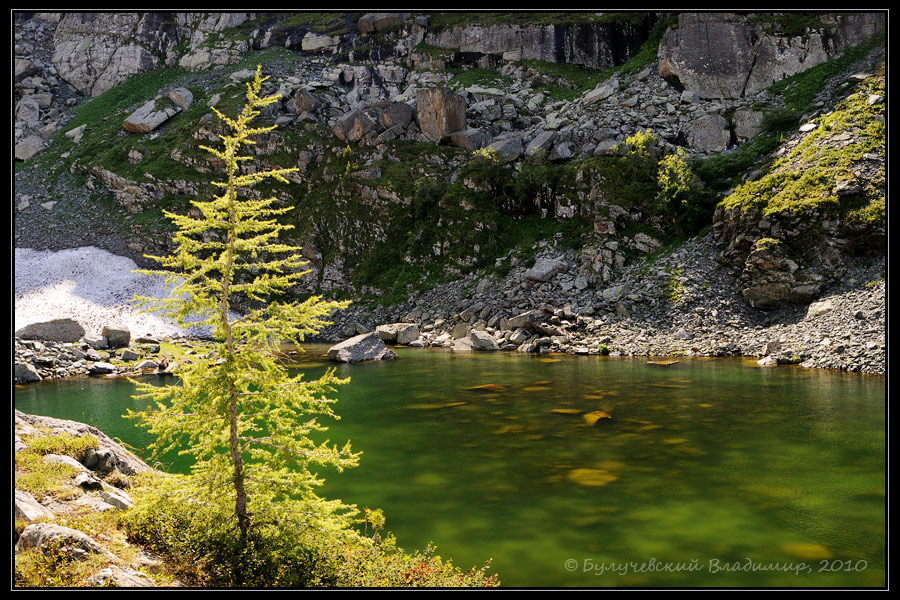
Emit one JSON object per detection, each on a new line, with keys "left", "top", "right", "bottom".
{"left": 14, "top": 11, "right": 886, "bottom": 372}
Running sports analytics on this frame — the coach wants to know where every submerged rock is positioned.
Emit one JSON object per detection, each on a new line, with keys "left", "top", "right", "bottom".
{"left": 327, "top": 332, "right": 398, "bottom": 363}
{"left": 567, "top": 468, "right": 618, "bottom": 487}
{"left": 582, "top": 410, "right": 612, "bottom": 426}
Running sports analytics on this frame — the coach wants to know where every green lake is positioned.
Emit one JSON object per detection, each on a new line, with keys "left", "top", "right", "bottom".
{"left": 14, "top": 346, "right": 886, "bottom": 587}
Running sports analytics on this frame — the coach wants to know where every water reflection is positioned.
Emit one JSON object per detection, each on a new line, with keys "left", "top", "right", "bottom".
{"left": 15, "top": 347, "right": 885, "bottom": 587}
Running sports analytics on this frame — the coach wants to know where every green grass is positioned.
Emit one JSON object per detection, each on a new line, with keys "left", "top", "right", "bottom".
{"left": 448, "top": 68, "right": 514, "bottom": 89}
{"left": 748, "top": 12, "right": 834, "bottom": 37}
{"left": 14, "top": 433, "right": 100, "bottom": 500}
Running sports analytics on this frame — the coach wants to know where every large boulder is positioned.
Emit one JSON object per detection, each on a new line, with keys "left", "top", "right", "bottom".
{"left": 327, "top": 332, "right": 398, "bottom": 363}
{"left": 14, "top": 135, "right": 46, "bottom": 161}
{"left": 525, "top": 258, "right": 567, "bottom": 282}
{"left": 15, "top": 490, "right": 55, "bottom": 524}
{"left": 167, "top": 87, "right": 193, "bottom": 110}
{"left": 122, "top": 98, "right": 182, "bottom": 133}
{"left": 732, "top": 108, "right": 765, "bottom": 142}
{"left": 376, "top": 323, "right": 420, "bottom": 345}
{"left": 15, "top": 318, "right": 85, "bottom": 343}
{"left": 292, "top": 88, "right": 321, "bottom": 114}
{"left": 332, "top": 100, "right": 414, "bottom": 142}
{"left": 685, "top": 113, "right": 731, "bottom": 153}
{"left": 486, "top": 134, "right": 525, "bottom": 162}
{"left": 416, "top": 87, "right": 467, "bottom": 143}
{"left": 102, "top": 324, "right": 131, "bottom": 349}
{"left": 332, "top": 109, "right": 378, "bottom": 142}
{"left": 505, "top": 310, "right": 545, "bottom": 332}
{"left": 449, "top": 128, "right": 489, "bottom": 151}
{"left": 301, "top": 32, "right": 341, "bottom": 53}
{"left": 15, "top": 363, "right": 42, "bottom": 384}
{"left": 739, "top": 242, "right": 826, "bottom": 309}
{"left": 469, "top": 330, "right": 500, "bottom": 351}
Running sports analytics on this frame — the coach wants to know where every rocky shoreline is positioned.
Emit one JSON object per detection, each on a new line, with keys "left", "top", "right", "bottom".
{"left": 316, "top": 232, "right": 886, "bottom": 375}
{"left": 15, "top": 232, "right": 885, "bottom": 383}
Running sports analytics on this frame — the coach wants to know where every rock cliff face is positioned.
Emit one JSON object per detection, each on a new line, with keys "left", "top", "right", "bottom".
{"left": 657, "top": 12, "right": 885, "bottom": 98}
{"left": 423, "top": 18, "right": 656, "bottom": 68}
{"left": 52, "top": 12, "right": 178, "bottom": 96}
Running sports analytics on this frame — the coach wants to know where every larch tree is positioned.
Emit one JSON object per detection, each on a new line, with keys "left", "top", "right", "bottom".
{"left": 128, "top": 66, "right": 357, "bottom": 539}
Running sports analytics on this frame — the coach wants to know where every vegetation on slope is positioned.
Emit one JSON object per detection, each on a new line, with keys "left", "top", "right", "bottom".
{"left": 720, "top": 67, "right": 885, "bottom": 224}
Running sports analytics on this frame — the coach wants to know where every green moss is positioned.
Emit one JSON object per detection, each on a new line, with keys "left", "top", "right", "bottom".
{"left": 720, "top": 70, "right": 885, "bottom": 222}
{"left": 754, "top": 237, "right": 781, "bottom": 251}
{"left": 665, "top": 267, "right": 685, "bottom": 304}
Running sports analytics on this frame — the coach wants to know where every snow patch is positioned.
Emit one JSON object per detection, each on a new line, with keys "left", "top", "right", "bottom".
{"left": 15, "top": 247, "right": 213, "bottom": 339}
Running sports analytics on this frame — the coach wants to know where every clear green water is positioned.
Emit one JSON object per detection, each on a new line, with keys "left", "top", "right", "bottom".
{"left": 15, "top": 346, "right": 886, "bottom": 587}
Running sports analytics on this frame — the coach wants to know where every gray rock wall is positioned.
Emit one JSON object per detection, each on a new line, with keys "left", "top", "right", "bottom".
{"left": 658, "top": 12, "right": 886, "bottom": 98}
{"left": 424, "top": 19, "right": 654, "bottom": 69}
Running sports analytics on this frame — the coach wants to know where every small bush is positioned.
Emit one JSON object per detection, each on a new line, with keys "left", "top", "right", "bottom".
{"left": 121, "top": 472, "right": 498, "bottom": 587}
{"left": 761, "top": 107, "right": 800, "bottom": 133}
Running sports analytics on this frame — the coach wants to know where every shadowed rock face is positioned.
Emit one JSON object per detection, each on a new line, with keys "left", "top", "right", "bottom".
{"left": 423, "top": 18, "right": 654, "bottom": 69}
{"left": 658, "top": 12, "right": 886, "bottom": 99}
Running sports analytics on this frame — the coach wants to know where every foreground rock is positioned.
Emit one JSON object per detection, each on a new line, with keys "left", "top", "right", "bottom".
{"left": 16, "top": 410, "right": 151, "bottom": 476}
{"left": 15, "top": 523, "right": 117, "bottom": 560}
{"left": 469, "top": 330, "right": 500, "bottom": 351}
{"left": 15, "top": 410, "right": 167, "bottom": 586}
{"left": 327, "top": 332, "right": 398, "bottom": 363}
